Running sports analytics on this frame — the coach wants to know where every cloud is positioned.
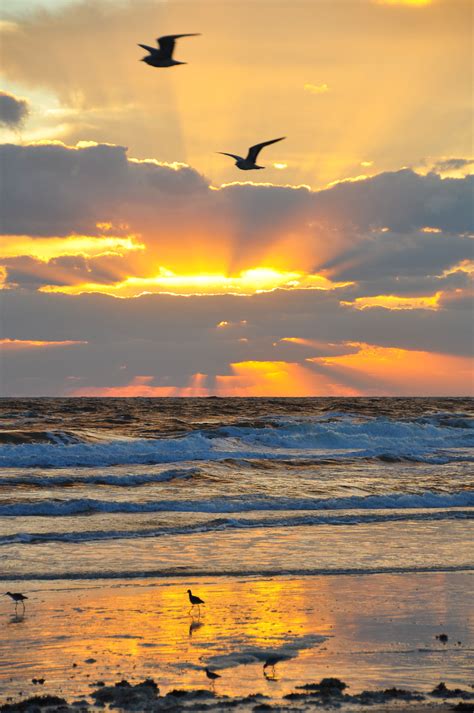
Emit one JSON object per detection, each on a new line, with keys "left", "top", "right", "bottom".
{"left": 320, "top": 230, "right": 474, "bottom": 281}
{"left": 434, "top": 158, "right": 474, "bottom": 172}
{"left": 1, "top": 141, "right": 472, "bottom": 396}
{"left": 1, "top": 286, "right": 473, "bottom": 396}
{"left": 304, "top": 83, "right": 329, "bottom": 94}
{"left": 374, "top": 0, "right": 433, "bottom": 5}
{"left": 1, "top": 143, "right": 473, "bottom": 285}
{"left": 0, "top": 90, "right": 30, "bottom": 127}
{"left": 0, "top": 338, "right": 87, "bottom": 350}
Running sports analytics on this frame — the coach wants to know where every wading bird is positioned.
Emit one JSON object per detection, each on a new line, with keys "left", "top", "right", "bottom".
{"left": 263, "top": 655, "right": 285, "bottom": 675}
{"left": 218, "top": 137, "right": 286, "bottom": 170}
{"left": 4, "top": 592, "right": 28, "bottom": 613}
{"left": 187, "top": 589, "right": 205, "bottom": 613}
{"left": 204, "top": 668, "right": 221, "bottom": 688}
{"left": 138, "top": 34, "right": 200, "bottom": 68}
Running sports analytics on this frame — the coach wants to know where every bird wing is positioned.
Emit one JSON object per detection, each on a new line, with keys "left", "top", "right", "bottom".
{"left": 138, "top": 43, "right": 158, "bottom": 54}
{"left": 246, "top": 137, "right": 285, "bottom": 163}
{"left": 156, "top": 34, "right": 200, "bottom": 59}
{"left": 217, "top": 152, "right": 242, "bottom": 161}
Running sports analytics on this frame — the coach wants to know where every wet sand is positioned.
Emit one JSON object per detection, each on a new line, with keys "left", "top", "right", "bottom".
{"left": 0, "top": 572, "right": 472, "bottom": 711}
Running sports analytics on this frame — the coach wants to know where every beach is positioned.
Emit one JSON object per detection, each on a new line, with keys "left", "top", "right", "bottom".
{"left": 1, "top": 572, "right": 473, "bottom": 711}
{"left": 1, "top": 397, "right": 473, "bottom": 710}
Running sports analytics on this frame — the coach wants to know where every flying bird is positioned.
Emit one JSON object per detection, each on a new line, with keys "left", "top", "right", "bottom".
{"left": 218, "top": 137, "right": 286, "bottom": 170}
{"left": 4, "top": 592, "right": 28, "bottom": 612}
{"left": 138, "top": 34, "right": 200, "bottom": 67}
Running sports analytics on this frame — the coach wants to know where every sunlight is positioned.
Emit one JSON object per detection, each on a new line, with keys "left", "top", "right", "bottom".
{"left": 0, "top": 235, "right": 143, "bottom": 260}
{"left": 341, "top": 293, "right": 442, "bottom": 311}
{"left": 40, "top": 266, "right": 345, "bottom": 297}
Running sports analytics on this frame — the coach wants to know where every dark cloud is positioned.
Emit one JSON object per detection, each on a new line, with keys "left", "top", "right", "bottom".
{"left": 433, "top": 157, "right": 474, "bottom": 172}
{"left": 3, "top": 254, "right": 130, "bottom": 289}
{"left": 313, "top": 170, "right": 474, "bottom": 234}
{"left": 0, "top": 142, "right": 207, "bottom": 237}
{"left": 321, "top": 230, "right": 474, "bottom": 281}
{"left": 0, "top": 90, "right": 29, "bottom": 127}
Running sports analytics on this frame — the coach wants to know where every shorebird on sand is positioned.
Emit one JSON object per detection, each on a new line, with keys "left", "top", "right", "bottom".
{"left": 205, "top": 668, "right": 221, "bottom": 688}
{"left": 4, "top": 592, "right": 28, "bottom": 612}
{"left": 187, "top": 588, "right": 205, "bottom": 613}
{"left": 263, "top": 655, "right": 285, "bottom": 675}
{"left": 138, "top": 34, "right": 200, "bottom": 67}
{"left": 218, "top": 137, "right": 285, "bottom": 170}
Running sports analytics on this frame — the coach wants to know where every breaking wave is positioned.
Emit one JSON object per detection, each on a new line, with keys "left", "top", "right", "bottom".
{"left": 0, "top": 415, "right": 472, "bottom": 468}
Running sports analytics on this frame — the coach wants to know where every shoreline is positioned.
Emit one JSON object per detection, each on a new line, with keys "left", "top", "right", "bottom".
{"left": 3, "top": 563, "right": 474, "bottom": 582}
{"left": 1, "top": 571, "right": 472, "bottom": 710}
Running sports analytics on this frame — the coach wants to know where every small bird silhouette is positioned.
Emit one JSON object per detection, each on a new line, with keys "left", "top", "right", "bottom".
{"left": 138, "top": 34, "right": 200, "bottom": 68}
{"left": 263, "top": 655, "right": 285, "bottom": 674}
{"left": 4, "top": 592, "right": 28, "bottom": 612}
{"left": 218, "top": 137, "right": 285, "bottom": 170}
{"left": 205, "top": 668, "right": 221, "bottom": 687}
{"left": 187, "top": 589, "right": 205, "bottom": 611}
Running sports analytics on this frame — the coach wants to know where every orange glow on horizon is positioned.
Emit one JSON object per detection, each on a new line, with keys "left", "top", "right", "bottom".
{"left": 71, "top": 343, "right": 473, "bottom": 398}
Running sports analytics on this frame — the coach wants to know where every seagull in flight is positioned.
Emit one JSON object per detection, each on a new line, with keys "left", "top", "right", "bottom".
{"left": 138, "top": 34, "right": 200, "bottom": 67}
{"left": 218, "top": 137, "right": 286, "bottom": 170}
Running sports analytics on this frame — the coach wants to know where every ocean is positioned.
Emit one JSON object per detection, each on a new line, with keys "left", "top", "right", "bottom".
{"left": 1, "top": 397, "right": 473, "bottom": 583}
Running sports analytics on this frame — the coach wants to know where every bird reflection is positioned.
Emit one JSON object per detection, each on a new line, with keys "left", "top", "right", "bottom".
{"left": 9, "top": 612, "right": 26, "bottom": 625}
{"left": 188, "top": 616, "right": 204, "bottom": 638}
{"left": 263, "top": 667, "right": 279, "bottom": 682}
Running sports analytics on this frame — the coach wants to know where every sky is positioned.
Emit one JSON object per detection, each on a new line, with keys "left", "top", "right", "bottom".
{"left": 0, "top": 0, "right": 473, "bottom": 397}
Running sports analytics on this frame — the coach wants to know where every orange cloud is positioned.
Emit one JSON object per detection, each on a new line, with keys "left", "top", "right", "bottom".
{"left": 1, "top": 339, "right": 87, "bottom": 350}
{"left": 341, "top": 293, "right": 441, "bottom": 310}
{"left": 311, "top": 343, "right": 473, "bottom": 396}
{"left": 0, "top": 235, "right": 143, "bottom": 261}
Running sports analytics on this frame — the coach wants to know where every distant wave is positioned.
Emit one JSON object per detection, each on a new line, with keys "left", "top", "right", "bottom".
{"left": 0, "top": 429, "right": 105, "bottom": 446}
{"left": 0, "top": 415, "right": 473, "bottom": 468}
{"left": 2, "top": 490, "right": 474, "bottom": 517}
{"left": 0, "top": 467, "right": 198, "bottom": 488}
{"left": 1, "top": 508, "right": 472, "bottom": 546}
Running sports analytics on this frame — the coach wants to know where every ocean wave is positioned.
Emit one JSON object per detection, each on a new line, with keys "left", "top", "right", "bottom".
{"left": 0, "top": 467, "right": 198, "bottom": 488}
{"left": 0, "top": 415, "right": 473, "bottom": 468}
{"left": 1, "top": 508, "right": 472, "bottom": 546}
{"left": 0, "top": 429, "right": 110, "bottom": 446}
{"left": 2, "top": 490, "right": 474, "bottom": 517}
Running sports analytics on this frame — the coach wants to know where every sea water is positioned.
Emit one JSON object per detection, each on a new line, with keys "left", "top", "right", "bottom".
{"left": 1, "top": 397, "right": 473, "bottom": 581}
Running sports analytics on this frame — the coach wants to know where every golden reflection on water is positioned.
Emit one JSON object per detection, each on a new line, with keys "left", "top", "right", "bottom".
{"left": 0, "top": 572, "right": 472, "bottom": 704}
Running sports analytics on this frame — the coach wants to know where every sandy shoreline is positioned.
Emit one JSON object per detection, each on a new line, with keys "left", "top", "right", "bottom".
{"left": 1, "top": 572, "right": 472, "bottom": 711}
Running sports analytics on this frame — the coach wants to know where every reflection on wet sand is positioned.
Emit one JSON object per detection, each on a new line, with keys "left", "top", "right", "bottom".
{"left": 0, "top": 572, "right": 472, "bottom": 705}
